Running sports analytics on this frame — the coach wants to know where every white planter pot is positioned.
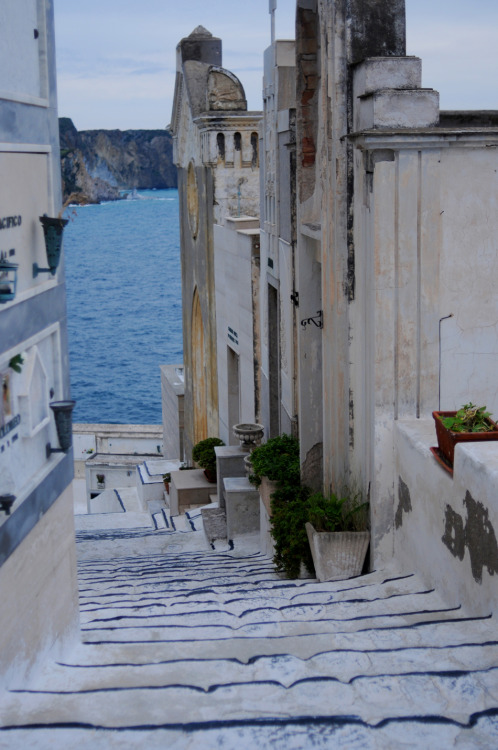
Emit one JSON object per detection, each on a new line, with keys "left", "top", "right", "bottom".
{"left": 305, "top": 522, "right": 369, "bottom": 582}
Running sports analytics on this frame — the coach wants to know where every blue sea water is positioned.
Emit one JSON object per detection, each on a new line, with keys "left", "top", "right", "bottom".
{"left": 64, "top": 189, "right": 182, "bottom": 425}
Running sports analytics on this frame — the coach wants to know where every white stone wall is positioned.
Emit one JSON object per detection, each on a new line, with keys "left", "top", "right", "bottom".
{"left": 0, "top": 0, "right": 78, "bottom": 686}
{"left": 214, "top": 221, "right": 259, "bottom": 444}
{"left": 351, "top": 132, "right": 498, "bottom": 565}
{"left": 395, "top": 419, "right": 498, "bottom": 616}
{"left": 439, "top": 147, "right": 498, "bottom": 417}
{"left": 1, "top": 324, "right": 67, "bottom": 504}
{"left": 0, "top": 486, "right": 79, "bottom": 688}
{"left": 0, "top": 0, "right": 47, "bottom": 103}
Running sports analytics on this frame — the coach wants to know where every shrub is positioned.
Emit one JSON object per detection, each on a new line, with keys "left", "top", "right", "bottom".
{"left": 192, "top": 437, "right": 225, "bottom": 477}
{"left": 248, "top": 434, "right": 300, "bottom": 487}
{"left": 270, "top": 484, "right": 315, "bottom": 579}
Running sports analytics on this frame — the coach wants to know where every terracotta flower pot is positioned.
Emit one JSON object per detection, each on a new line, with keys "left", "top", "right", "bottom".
{"left": 433, "top": 411, "right": 498, "bottom": 467}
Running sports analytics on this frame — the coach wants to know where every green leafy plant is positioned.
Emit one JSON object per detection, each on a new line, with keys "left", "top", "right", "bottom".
{"left": 96, "top": 474, "right": 105, "bottom": 485}
{"left": 8, "top": 354, "right": 24, "bottom": 373}
{"left": 248, "top": 433, "right": 300, "bottom": 487}
{"left": 270, "top": 484, "right": 314, "bottom": 579}
{"left": 270, "top": 486, "right": 369, "bottom": 578}
{"left": 192, "top": 437, "right": 225, "bottom": 478}
{"left": 441, "top": 403, "right": 493, "bottom": 433}
{"left": 306, "top": 490, "right": 369, "bottom": 533}
{"left": 162, "top": 472, "right": 171, "bottom": 483}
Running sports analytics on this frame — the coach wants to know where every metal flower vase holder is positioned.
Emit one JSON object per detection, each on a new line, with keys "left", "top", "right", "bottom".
{"left": 46, "top": 400, "right": 76, "bottom": 457}
{"left": 33, "top": 215, "right": 68, "bottom": 278}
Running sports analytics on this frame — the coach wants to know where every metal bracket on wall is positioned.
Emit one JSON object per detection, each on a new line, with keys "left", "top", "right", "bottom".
{"left": 301, "top": 310, "right": 323, "bottom": 329}
{"left": 290, "top": 290, "right": 299, "bottom": 307}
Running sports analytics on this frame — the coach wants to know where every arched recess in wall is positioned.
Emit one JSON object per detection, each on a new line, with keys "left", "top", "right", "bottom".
{"left": 192, "top": 288, "right": 208, "bottom": 444}
{"left": 251, "top": 132, "right": 259, "bottom": 168}
{"left": 217, "top": 132, "right": 225, "bottom": 162}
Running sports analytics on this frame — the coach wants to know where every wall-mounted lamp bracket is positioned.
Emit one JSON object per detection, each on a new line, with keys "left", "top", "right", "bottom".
{"left": 46, "top": 442, "right": 64, "bottom": 459}
{"left": 0, "top": 494, "right": 16, "bottom": 515}
{"left": 301, "top": 310, "right": 323, "bottom": 329}
{"left": 33, "top": 263, "right": 56, "bottom": 278}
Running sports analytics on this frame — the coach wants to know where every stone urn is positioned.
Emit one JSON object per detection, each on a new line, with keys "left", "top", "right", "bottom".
{"left": 244, "top": 453, "right": 253, "bottom": 478}
{"left": 233, "top": 423, "right": 264, "bottom": 452}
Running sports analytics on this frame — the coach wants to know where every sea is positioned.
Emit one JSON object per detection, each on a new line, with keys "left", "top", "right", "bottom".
{"left": 64, "top": 189, "right": 182, "bottom": 425}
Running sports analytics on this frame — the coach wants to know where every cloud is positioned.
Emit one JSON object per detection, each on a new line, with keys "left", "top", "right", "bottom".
{"left": 54, "top": 0, "right": 498, "bottom": 129}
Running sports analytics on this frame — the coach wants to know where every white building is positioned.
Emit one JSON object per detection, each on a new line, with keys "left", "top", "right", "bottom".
{"left": 0, "top": 1, "right": 79, "bottom": 686}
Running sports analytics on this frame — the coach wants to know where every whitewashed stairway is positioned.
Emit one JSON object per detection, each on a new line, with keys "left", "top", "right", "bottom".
{"left": 1, "top": 514, "right": 498, "bottom": 749}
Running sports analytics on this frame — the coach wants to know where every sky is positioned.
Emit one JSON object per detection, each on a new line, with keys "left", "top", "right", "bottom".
{"left": 53, "top": 0, "right": 498, "bottom": 131}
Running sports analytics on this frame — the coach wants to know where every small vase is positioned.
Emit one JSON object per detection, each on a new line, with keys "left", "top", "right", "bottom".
{"left": 49, "top": 400, "right": 76, "bottom": 452}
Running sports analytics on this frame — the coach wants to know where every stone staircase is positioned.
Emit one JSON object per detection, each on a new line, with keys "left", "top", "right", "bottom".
{"left": 1, "top": 513, "right": 498, "bottom": 748}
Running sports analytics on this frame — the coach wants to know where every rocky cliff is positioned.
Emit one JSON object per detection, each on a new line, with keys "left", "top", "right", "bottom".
{"left": 59, "top": 118, "right": 177, "bottom": 204}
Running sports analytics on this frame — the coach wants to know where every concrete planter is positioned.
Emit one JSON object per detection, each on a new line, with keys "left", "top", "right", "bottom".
{"left": 305, "top": 523, "right": 369, "bottom": 582}
{"left": 259, "top": 476, "right": 279, "bottom": 517}
{"left": 432, "top": 410, "right": 498, "bottom": 467}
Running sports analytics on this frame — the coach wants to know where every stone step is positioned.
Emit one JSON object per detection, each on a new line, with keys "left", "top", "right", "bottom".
{"left": 74, "top": 511, "right": 154, "bottom": 531}
{"left": 77, "top": 589, "right": 456, "bottom": 627}
{"left": 3, "top": 517, "right": 498, "bottom": 747}
{"left": 51, "top": 615, "right": 498, "bottom": 667}
{"left": 3, "top": 664, "right": 498, "bottom": 729}
{"left": 3, "top": 716, "right": 497, "bottom": 750}
{"left": 18, "top": 635, "right": 498, "bottom": 694}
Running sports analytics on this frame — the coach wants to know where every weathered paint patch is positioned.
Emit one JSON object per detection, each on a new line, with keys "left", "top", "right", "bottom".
{"left": 441, "top": 505, "right": 465, "bottom": 561}
{"left": 395, "top": 475, "right": 412, "bottom": 529}
{"left": 442, "top": 491, "right": 498, "bottom": 584}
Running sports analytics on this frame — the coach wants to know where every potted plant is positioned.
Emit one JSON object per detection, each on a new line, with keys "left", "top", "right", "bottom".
{"left": 248, "top": 433, "right": 300, "bottom": 515}
{"left": 96, "top": 473, "right": 105, "bottom": 489}
{"left": 433, "top": 402, "right": 498, "bottom": 468}
{"left": 192, "top": 437, "right": 225, "bottom": 483}
{"left": 305, "top": 490, "right": 369, "bottom": 582}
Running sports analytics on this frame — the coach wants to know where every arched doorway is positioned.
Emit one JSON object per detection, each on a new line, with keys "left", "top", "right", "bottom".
{"left": 192, "top": 289, "right": 208, "bottom": 444}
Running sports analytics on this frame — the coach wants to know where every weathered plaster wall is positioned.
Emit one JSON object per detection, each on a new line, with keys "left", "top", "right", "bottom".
{"left": 259, "top": 40, "right": 297, "bottom": 442}
{"left": 178, "top": 161, "right": 218, "bottom": 457}
{"left": 295, "top": 0, "right": 407, "bottom": 502}
{"left": 439, "top": 147, "right": 498, "bottom": 417}
{"left": 171, "top": 28, "right": 261, "bottom": 458}
{"left": 294, "top": 0, "right": 498, "bottom": 573}
{"left": 351, "top": 127, "right": 498, "bottom": 565}
{"left": 395, "top": 419, "right": 498, "bottom": 616}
